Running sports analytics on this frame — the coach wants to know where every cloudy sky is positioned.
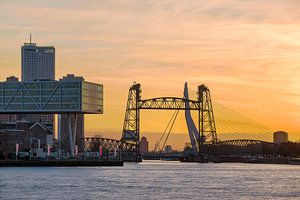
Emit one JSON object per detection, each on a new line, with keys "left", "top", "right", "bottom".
{"left": 0, "top": 0, "right": 300, "bottom": 148}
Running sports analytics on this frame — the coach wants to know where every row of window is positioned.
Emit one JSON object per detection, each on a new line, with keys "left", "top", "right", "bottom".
{"left": 0, "top": 97, "right": 81, "bottom": 103}
{"left": 0, "top": 91, "right": 81, "bottom": 96}
{"left": 4, "top": 104, "right": 81, "bottom": 110}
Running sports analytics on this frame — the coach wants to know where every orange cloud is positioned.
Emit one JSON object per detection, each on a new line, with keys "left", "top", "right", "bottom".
{"left": 0, "top": 0, "right": 300, "bottom": 149}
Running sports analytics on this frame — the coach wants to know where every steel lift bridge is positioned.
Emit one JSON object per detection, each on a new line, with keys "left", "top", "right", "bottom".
{"left": 121, "top": 82, "right": 218, "bottom": 160}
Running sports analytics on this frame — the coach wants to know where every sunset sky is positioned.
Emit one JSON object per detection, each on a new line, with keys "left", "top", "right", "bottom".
{"left": 0, "top": 0, "right": 300, "bottom": 149}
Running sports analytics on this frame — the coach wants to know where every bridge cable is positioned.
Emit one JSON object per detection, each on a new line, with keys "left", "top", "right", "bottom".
{"left": 216, "top": 113, "right": 273, "bottom": 141}
{"left": 188, "top": 88, "right": 273, "bottom": 142}
{"left": 154, "top": 110, "right": 179, "bottom": 152}
{"left": 216, "top": 119, "right": 272, "bottom": 141}
{"left": 212, "top": 102, "right": 273, "bottom": 141}
{"left": 160, "top": 109, "right": 180, "bottom": 152}
{"left": 217, "top": 118, "right": 271, "bottom": 140}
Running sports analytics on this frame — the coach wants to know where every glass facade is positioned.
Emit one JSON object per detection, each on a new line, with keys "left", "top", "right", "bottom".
{"left": 82, "top": 82, "right": 103, "bottom": 113}
{"left": 21, "top": 43, "right": 55, "bottom": 82}
{"left": 21, "top": 42, "right": 55, "bottom": 130}
{"left": 0, "top": 80, "right": 103, "bottom": 114}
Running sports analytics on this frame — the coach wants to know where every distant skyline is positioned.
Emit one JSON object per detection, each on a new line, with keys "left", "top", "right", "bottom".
{"left": 0, "top": 0, "right": 299, "bottom": 148}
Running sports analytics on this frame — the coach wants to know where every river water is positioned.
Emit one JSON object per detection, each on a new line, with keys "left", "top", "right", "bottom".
{"left": 0, "top": 160, "right": 299, "bottom": 200}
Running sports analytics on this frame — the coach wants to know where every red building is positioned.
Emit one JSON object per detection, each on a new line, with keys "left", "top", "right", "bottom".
{"left": 139, "top": 136, "right": 149, "bottom": 154}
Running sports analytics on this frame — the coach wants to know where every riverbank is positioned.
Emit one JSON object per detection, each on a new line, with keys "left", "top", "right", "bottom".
{"left": 180, "top": 156, "right": 300, "bottom": 165}
{"left": 0, "top": 160, "right": 123, "bottom": 167}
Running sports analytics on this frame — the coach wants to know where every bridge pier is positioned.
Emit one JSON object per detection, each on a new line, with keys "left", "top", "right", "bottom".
{"left": 67, "top": 113, "right": 78, "bottom": 158}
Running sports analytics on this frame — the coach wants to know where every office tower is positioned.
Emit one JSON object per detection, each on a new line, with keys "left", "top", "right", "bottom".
{"left": 20, "top": 38, "right": 55, "bottom": 130}
{"left": 21, "top": 39, "right": 55, "bottom": 81}
{"left": 58, "top": 74, "right": 85, "bottom": 153}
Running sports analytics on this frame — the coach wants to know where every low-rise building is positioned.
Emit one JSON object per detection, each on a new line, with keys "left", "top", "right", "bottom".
{"left": 0, "top": 121, "right": 53, "bottom": 159}
{"left": 273, "top": 131, "right": 288, "bottom": 144}
{"left": 139, "top": 136, "right": 149, "bottom": 154}
{"left": 164, "top": 145, "right": 173, "bottom": 153}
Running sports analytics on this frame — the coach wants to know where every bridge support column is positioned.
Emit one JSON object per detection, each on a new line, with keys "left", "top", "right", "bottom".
{"left": 198, "top": 86, "right": 204, "bottom": 158}
{"left": 122, "top": 83, "right": 141, "bottom": 161}
{"left": 135, "top": 98, "right": 140, "bottom": 158}
{"left": 198, "top": 84, "right": 218, "bottom": 157}
{"left": 67, "top": 113, "right": 78, "bottom": 158}
{"left": 58, "top": 114, "right": 61, "bottom": 159}
{"left": 198, "top": 107, "right": 202, "bottom": 156}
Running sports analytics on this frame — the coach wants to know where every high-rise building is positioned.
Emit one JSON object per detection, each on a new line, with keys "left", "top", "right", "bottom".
{"left": 273, "top": 131, "right": 288, "bottom": 144}
{"left": 21, "top": 41, "right": 55, "bottom": 81}
{"left": 58, "top": 74, "right": 85, "bottom": 153}
{"left": 20, "top": 38, "right": 55, "bottom": 130}
{"left": 139, "top": 136, "right": 149, "bottom": 154}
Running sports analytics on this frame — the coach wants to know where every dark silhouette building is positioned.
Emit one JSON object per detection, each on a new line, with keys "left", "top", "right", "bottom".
{"left": 0, "top": 121, "right": 53, "bottom": 159}
{"left": 139, "top": 136, "right": 149, "bottom": 154}
{"left": 273, "top": 131, "right": 288, "bottom": 144}
{"left": 164, "top": 145, "right": 173, "bottom": 153}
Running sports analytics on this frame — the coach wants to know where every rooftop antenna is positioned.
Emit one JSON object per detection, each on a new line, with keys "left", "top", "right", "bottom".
{"left": 30, "top": 34, "right": 32, "bottom": 44}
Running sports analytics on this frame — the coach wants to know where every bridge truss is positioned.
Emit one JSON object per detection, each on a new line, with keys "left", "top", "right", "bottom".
{"left": 84, "top": 137, "right": 135, "bottom": 152}
{"left": 121, "top": 83, "right": 217, "bottom": 159}
{"left": 204, "top": 139, "right": 276, "bottom": 156}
